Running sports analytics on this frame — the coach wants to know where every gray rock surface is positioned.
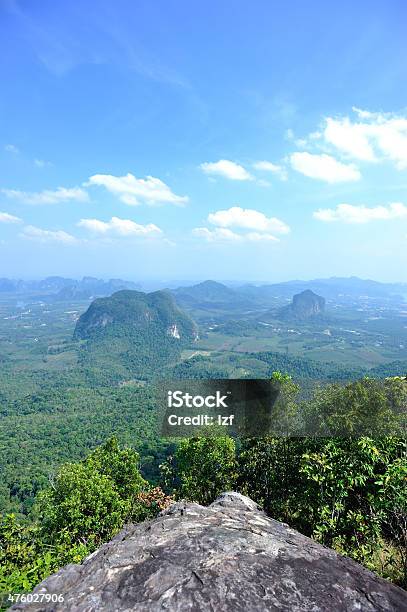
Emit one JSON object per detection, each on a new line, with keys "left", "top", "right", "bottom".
{"left": 12, "top": 492, "right": 407, "bottom": 611}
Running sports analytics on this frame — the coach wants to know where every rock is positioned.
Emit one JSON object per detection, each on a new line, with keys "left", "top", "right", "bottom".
{"left": 12, "top": 492, "right": 407, "bottom": 611}
{"left": 280, "top": 289, "right": 326, "bottom": 320}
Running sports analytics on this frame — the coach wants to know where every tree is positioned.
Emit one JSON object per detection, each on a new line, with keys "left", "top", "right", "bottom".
{"left": 301, "top": 377, "right": 406, "bottom": 436}
{"left": 174, "top": 436, "right": 237, "bottom": 505}
{"left": 38, "top": 463, "right": 127, "bottom": 547}
{"left": 37, "top": 437, "right": 147, "bottom": 547}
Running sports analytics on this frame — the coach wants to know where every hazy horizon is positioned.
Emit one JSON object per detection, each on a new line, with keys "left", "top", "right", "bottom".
{"left": 1, "top": 273, "right": 407, "bottom": 288}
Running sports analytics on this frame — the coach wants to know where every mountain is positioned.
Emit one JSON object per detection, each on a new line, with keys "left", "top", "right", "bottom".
{"left": 173, "top": 280, "right": 237, "bottom": 304}
{"left": 74, "top": 289, "right": 198, "bottom": 341}
{"left": 0, "top": 278, "right": 17, "bottom": 292}
{"left": 13, "top": 492, "right": 407, "bottom": 612}
{"left": 279, "top": 289, "right": 326, "bottom": 320}
{"left": 56, "top": 278, "right": 140, "bottom": 300}
{"left": 74, "top": 290, "right": 198, "bottom": 379}
{"left": 172, "top": 280, "right": 254, "bottom": 314}
{"left": 0, "top": 276, "right": 140, "bottom": 298}
{"left": 238, "top": 277, "right": 407, "bottom": 304}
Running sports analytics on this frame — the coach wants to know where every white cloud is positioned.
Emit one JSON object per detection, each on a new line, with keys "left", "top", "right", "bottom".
{"left": 194, "top": 206, "right": 289, "bottom": 243}
{"left": 319, "top": 108, "right": 407, "bottom": 169}
{"left": 4, "top": 144, "right": 19, "bottom": 154}
{"left": 78, "top": 216, "right": 162, "bottom": 237}
{"left": 20, "top": 225, "right": 77, "bottom": 244}
{"left": 200, "top": 160, "right": 253, "bottom": 181}
{"left": 192, "top": 227, "right": 242, "bottom": 242}
{"left": 2, "top": 186, "right": 89, "bottom": 205}
{"left": 0, "top": 212, "right": 22, "bottom": 224}
{"left": 290, "top": 152, "right": 361, "bottom": 183}
{"left": 253, "top": 160, "right": 288, "bottom": 180}
{"left": 86, "top": 173, "right": 188, "bottom": 206}
{"left": 313, "top": 202, "right": 407, "bottom": 224}
{"left": 245, "top": 232, "right": 279, "bottom": 242}
{"left": 323, "top": 116, "right": 376, "bottom": 162}
{"left": 208, "top": 206, "right": 290, "bottom": 235}
{"left": 34, "top": 158, "right": 52, "bottom": 168}
{"left": 193, "top": 227, "right": 279, "bottom": 243}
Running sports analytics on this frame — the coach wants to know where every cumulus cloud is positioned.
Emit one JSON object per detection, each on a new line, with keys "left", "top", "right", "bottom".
{"left": 253, "top": 160, "right": 287, "bottom": 180}
{"left": 20, "top": 225, "right": 77, "bottom": 244}
{"left": 208, "top": 206, "right": 290, "bottom": 235}
{"left": 321, "top": 108, "right": 407, "bottom": 169}
{"left": 194, "top": 206, "right": 289, "bottom": 243}
{"left": 0, "top": 212, "right": 22, "bottom": 224}
{"left": 86, "top": 173, "right": 188, "bottom": 206}
{"left": 289, "top": 152, "right": 361, "bottom": 183}
{"left": 200, "top": 160, "right": 253, "bottom": 181}
{"left": 78, "top": 216, "right": 162, "bottom": 237}
{"left": 2, "top": 186, "right": 89, "bottom": 205}
{"left": 313, "top": 202, "right": 407, "bottom": 224}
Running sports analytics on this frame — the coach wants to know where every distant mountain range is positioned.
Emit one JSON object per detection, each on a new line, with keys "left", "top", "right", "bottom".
{"left": 170, "top": 277, "right": 406, "bottom": 315}
{"left": 237, "top": 277, "right": 407, "bottom": 303}
{"left": 0, "top": 276, "right": 140, "bottom": 299}
{"left": 1, "top": 275, "right": 406, "bottom": 304}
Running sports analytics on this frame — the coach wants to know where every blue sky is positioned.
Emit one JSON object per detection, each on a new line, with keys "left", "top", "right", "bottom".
{"left": 1, "top": 0, "right": 407, "bottom": 282}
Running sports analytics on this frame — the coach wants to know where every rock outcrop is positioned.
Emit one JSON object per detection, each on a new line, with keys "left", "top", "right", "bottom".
{"left": 280, "top": 289, "right": 326, "bottom": 320}
{"left": 12, "top": 492, "right": 407, "bottom": 611}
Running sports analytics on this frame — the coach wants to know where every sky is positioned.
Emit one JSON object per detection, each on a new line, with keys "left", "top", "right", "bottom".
{"left": 1, "top": 0, "right": 407, "bottom": 283}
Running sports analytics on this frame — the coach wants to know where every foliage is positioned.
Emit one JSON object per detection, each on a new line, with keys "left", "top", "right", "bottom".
{"left": 0, "top": 440, "right": 169, "bottom": 597}
{"left": 301, "top": 377, "right": 406, "bottom": 435}
{"left": 37, "top": 438, "right": 147, "bottom": 547}
{"left": 173, "top": 436, "right": 238, "bottom": 505}
{"left": 0, "top": 514, "right": 54, "bottom": 594}
{"left": 0, "top": 384, "right": 168, "bottom": 515}
{"left": 0, "top": 372, "right": 406, "bottom": 594}
{"left": 238, "top": 434, "right": 406, "bottom": 587}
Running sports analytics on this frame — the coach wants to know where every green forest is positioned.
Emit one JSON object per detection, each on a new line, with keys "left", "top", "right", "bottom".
{"left": 1, "top": 375, "right": 406, "bottom": 603}
{"left": 0, "top": 288, "right": 406, "bottom": 605}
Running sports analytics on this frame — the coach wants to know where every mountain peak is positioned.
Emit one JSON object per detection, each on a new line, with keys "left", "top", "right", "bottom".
{"left": 281, "top": 289, "right": 325, "bottom": 320}
{"left": 74, "top": 289, "right": 197, "bottom": 341}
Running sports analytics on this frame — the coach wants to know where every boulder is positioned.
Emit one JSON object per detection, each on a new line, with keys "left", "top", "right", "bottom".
{"left": 12, "top": 492, "right": 407, "bottom": 611}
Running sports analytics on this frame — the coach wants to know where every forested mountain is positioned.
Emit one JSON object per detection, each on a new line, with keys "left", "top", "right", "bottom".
{"left": 74, "top": 289, "right": 198, "bottom": 341}
{"left": 74, "top": 290, "right": 198, "bottom": 380}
